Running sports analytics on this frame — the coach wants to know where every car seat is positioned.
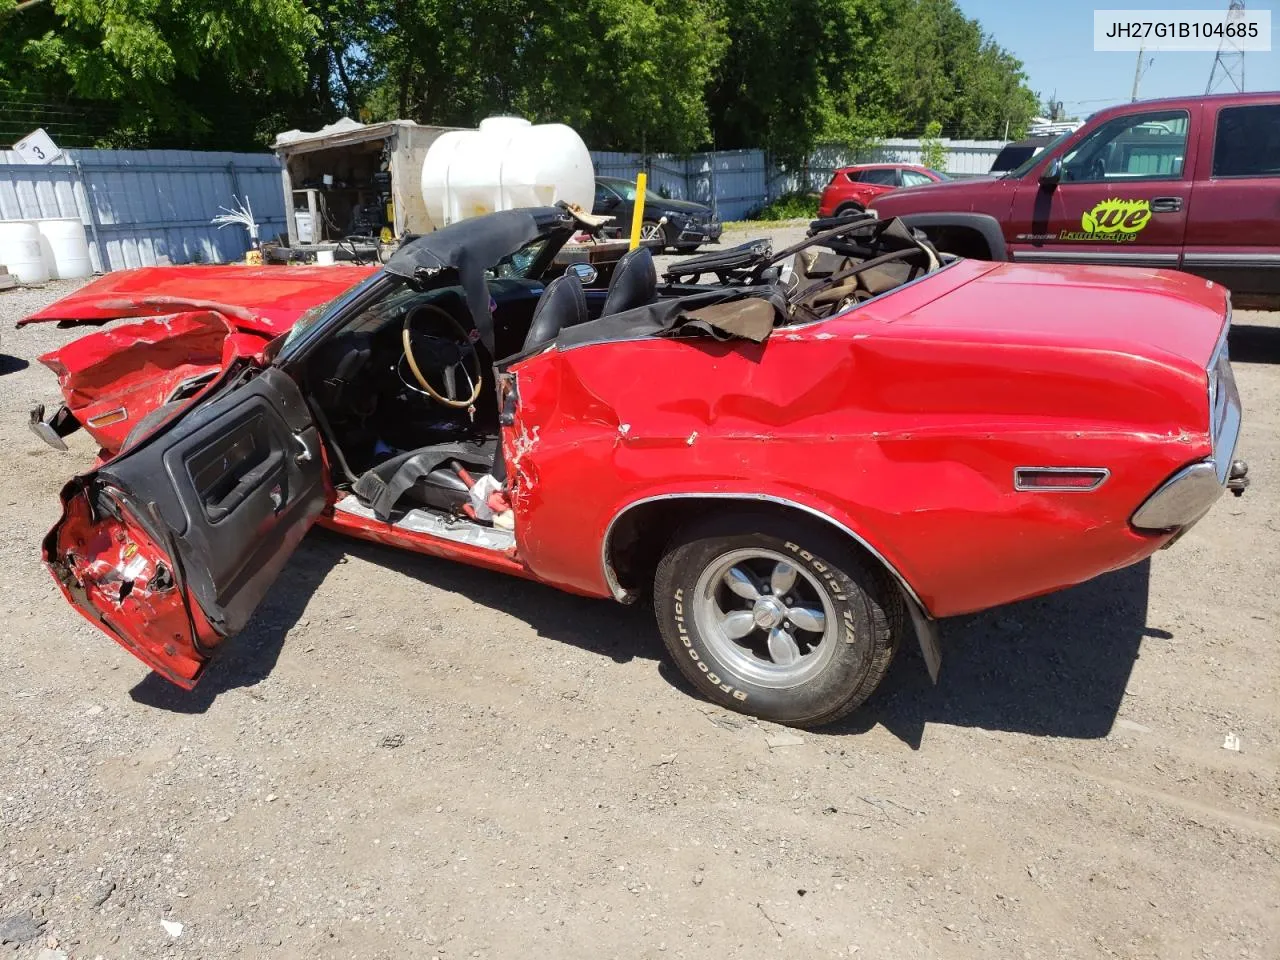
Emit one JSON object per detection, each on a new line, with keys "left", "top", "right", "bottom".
{"left": 600, "top": 246, "right": 657, "bottom": 316}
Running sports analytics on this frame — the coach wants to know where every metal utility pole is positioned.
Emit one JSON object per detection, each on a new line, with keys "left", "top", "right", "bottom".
{"left": 1131, "top": 43, "right": 1153, "bottom": 101}
{"left": 1206, "top": 1, "right": 1247, "bottom": 94}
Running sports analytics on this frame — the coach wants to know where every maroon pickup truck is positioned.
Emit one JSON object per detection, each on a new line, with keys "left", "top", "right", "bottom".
{"left": 869, "top": 92, "right": 1280, "bottom": 309}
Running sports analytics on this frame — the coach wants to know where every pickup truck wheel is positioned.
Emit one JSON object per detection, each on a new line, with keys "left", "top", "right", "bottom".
{"left": 654, "top": 514, "right": 900, "bottom": 727}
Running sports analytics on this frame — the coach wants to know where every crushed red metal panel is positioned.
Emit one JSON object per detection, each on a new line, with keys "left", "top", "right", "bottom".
{"left": 36, "top": 309, "right": 254, "bottom": 452}
{"left": 19, "top": 264, "right": 375, "bottom": 336}
{"left": 46, "top": 479, "right": 221, "bottom": 688}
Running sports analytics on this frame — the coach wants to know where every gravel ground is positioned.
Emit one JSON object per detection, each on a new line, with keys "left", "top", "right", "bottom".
{"left": 1, "top": 230, "right": 1278, "bottom": 960}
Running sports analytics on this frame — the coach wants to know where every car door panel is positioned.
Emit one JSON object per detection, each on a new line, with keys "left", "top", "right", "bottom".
{"left": 48, "top": 366, "right": 325, "bottom": 685}
{"left": 1009, "top": 107, "right": 1196, "bottom": 268}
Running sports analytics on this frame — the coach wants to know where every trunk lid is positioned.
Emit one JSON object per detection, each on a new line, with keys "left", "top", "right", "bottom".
{"left": 871, "top": 259, "right": 1228, "bottom": 371}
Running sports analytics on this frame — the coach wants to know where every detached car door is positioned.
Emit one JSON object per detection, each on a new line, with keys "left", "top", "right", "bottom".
{"left": 46, "top": 366, "right": 326, "bottom": 688}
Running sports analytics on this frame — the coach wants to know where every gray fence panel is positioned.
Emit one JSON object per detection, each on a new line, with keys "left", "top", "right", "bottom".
{"left": 0, "top": 148, "right": 286, "bottom": 273}
{"left": 4, "top": 140, "right": 1009, "bottom": 277}
{"left": 594, "top": 140, "right": 1006, "bottom": 220}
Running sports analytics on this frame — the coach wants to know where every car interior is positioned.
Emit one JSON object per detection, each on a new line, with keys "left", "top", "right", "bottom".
{"left": 300, "top": 232, "right": 661, "bottom": 542}
{"left": 301, "top": 213, "right": 940, "bottom": 546}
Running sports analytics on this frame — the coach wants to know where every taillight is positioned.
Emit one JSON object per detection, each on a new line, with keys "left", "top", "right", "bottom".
{"left": 1014, "top": 467, "right": 1109, "bottom": 492}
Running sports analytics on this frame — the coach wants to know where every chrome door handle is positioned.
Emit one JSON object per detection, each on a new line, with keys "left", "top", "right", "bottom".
{"left": 1150, "top": 196, "right": 1183, "bottom": 213}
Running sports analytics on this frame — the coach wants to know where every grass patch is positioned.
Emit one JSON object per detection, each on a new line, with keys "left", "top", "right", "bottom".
{"left": 747, "top": 192, "right": 820, "bottom": 222}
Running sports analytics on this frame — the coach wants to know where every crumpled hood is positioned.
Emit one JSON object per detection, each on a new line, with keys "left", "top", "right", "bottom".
{"left": 19, "top": 264, "right": 376, "bottom": 335}
{"left": 22, "top": 264, "right": 375, "bottom": 455}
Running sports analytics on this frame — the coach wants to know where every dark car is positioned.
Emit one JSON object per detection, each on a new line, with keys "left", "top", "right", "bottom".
{"left": 592, "top": 176, "right": 723, "bottom": 252}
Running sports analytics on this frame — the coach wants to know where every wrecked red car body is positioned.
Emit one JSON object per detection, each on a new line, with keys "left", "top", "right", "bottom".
{"left": 23, "top": 265, "right": 373, "bottom": 452}
{"left": 29, "top": 209, "right": 1247, "bottom": 727}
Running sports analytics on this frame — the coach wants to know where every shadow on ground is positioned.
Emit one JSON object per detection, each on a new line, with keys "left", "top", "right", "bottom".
{"left": 133, "top": 528, "right": 1153, "bottom": 743}
{"left": 0, "top": 354, "right": 30, "bottom": 376}
{"left": 837, "top": 559, "right": 1154, "bottom": 748}
{"left": 131, "top": 528, "right": 657, "bottom": 713}
{"left": 1229, "top": 323, "right": 1280, "bottom": 365}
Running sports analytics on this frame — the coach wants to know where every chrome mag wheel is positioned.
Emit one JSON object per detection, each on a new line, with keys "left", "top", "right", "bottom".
{"left": 692, "top": 547, "right": 837, "bottom": 688}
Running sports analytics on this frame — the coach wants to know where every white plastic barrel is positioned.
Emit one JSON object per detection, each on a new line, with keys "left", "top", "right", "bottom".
{"left": 420, "top": 117, "right": 594, "bottom": 229}
{"left": 0, "top": 220, "right": 50, "bottom": 284}
{"left": 36, "top": 217, "right": 93, "bottom": 279}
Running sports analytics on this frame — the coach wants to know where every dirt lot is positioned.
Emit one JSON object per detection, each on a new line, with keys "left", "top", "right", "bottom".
{"left": 1, "top": 228, "right": 1277, "bottom": 960}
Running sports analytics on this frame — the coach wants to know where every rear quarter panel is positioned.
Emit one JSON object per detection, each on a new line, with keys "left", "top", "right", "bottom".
{"left": 504, "top": 299, "right": 1210, "bottom": 617}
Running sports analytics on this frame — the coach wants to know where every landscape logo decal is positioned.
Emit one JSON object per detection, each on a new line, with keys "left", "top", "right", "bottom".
{"left": 1060, "top": 198, "right": 1152, "bottom": 243}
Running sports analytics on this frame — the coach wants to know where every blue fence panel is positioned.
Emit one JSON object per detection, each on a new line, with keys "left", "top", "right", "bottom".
{"left": 0, "top": 148, "right": 286, "bottom": 272}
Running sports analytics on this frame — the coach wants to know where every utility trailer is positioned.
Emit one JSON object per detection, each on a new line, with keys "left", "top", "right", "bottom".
{"left": 268, "top": 116, "right": 654, "bottom": 277}
{"left": 268, "top": 118, "right": 458, "bottom": 262}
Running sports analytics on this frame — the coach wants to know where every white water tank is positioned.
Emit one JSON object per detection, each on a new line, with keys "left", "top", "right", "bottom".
{"left": 36, "top": 217, "right": 93, "bottom": 279}
{"left": 0, "top": 220, "right": 50, "bottom": 285}
{"left": 420, "top": 117, "right": 593, "bottom": 228}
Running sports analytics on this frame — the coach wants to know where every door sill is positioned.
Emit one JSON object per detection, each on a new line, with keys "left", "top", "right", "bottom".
{"left": 332, "top": 495, "right": 516, "bottom": 552}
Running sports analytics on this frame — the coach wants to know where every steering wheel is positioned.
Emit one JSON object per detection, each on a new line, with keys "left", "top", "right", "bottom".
{"left": 400, "top": 303, "right": 484, "bottom": 410}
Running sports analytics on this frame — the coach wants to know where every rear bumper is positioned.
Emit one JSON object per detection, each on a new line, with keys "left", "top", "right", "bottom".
{"left": 1132, "top": 315, "right": 1245, "bottom": 534}
{"left": 1131, "top": 456, "right": 1245, "bottom": 534}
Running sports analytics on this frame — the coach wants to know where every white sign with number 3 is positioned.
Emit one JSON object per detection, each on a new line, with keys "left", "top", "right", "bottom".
{"left": 13, "top": 128, "right": 63, "bottom": 165}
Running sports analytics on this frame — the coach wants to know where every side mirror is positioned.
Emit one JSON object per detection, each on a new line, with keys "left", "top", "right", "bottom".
{"left": 564, "top": 261, "right": 598, "bottom": 285}
{"left": 1039, "top": 158, "right": 1063, "bottom": 187}
{"left": 600, "top": 194, "right": 620, "bottom": 209}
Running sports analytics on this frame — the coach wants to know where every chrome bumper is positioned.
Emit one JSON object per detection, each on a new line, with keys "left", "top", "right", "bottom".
{"left": 1132, "top": 316, "right": 1246, "bottom": 533}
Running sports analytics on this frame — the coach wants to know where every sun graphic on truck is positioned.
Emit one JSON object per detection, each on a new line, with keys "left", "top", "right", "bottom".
{"left": 1060, "top": 198, "right": 1152, "bottom": 243}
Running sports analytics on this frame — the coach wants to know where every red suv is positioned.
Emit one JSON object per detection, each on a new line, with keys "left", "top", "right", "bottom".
{"left": 818, "top": 163, "right": 948, "bottom": 217}
{"left": 869, "top": 92, "right": 1280, "bottom": 309}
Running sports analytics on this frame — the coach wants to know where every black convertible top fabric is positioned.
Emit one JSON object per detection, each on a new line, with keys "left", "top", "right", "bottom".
{"left": 384, "top": 208, "right": 564, "bottom": 354}
{"left": 553, "top": 284, "right": 789, "bottom": 349}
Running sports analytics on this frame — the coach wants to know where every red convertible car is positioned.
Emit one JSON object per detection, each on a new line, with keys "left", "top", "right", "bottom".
{"left": 22, "top": 208, "right": 1247, "bottom": 727}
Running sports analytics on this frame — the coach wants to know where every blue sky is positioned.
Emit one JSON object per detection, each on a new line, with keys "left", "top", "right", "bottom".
{"left": 955, "top": 0, "right": 1279, "bottom": 117}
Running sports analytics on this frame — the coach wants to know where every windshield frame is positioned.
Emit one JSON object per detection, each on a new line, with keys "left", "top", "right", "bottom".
{"left": 274, "top": 270, "right": 399, "bottom": 367}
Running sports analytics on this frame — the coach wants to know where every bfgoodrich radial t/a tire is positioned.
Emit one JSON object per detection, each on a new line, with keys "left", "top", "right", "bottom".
{"left": 654, "top": 513, "right": 902, "bottom": 727}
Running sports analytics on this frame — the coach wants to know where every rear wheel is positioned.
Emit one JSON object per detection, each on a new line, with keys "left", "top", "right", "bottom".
{"left": 835, "top": 202, "right": 865, "bottom": 218}
{"left": 654, "top": 513, "right": 901, "bottom": 727}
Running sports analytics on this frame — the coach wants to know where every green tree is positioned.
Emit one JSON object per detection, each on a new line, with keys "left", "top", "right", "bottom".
{"left": 363, "top": 0, "right": 726, "bottom": 153}
{"left": 883, "top": 0, "right": 1038, "bottom": 139}
{"left": 919, "top": 120, "right": 946, "bottom": 171}
{"left": 707, "top": 0, "right": 898, "bottom": 168}
{"left": 2, "top": 0, "right": 321, "bottom": 148}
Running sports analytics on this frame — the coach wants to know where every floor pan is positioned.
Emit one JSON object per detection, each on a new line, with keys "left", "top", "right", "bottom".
{"left": 333, "top": 494, "right": 516, "bottom": 551}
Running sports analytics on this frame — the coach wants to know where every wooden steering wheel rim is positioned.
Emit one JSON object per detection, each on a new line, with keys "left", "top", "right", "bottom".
{"left": 400, "top": 303, "right": 484, "bottom": 409}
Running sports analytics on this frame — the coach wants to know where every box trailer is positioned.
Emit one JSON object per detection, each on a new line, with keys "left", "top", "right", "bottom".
{"left": 270, "top": 118, "right": 458, "bottom": 261}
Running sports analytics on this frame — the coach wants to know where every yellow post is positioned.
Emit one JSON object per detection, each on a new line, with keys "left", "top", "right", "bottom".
{"left": 628, "top": 172, "right": 648, "bottom": 250}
